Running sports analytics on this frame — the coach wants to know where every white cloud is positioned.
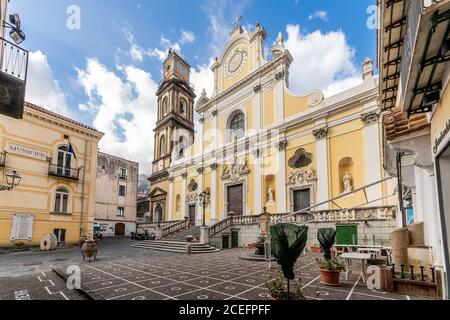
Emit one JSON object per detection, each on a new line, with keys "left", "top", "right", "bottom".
{"left": 76, "top": 59, "right": 158, "bottom": 174}
{"left": 284, "top": 24, "right": 361, "bottom": 97}
{"left": 180, "top": 30, "right": 196, "bottom": 44}
{"left": 25, "top": 50, "right": 70, "bottom": 116}
{"left": 308, "top": 10, "right": 328, "bottom": 21}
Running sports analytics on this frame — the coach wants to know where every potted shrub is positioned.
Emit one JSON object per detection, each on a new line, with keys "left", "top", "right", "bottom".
{"left": 316, "top": 228, "right": 345, "bottom": 286}
{"left": 266, "top": 274, "right": 305, "bottom": 300}
{"left": 267, "top": 223, "right": 308, "bottom": 300}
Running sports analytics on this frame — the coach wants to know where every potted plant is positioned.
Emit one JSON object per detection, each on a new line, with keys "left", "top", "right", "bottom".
{"left": 266, "top": 273, "right": 305, "bottom": 300}
{"left": 310, "top": 244, "right": 321, "bottom": 253}
{"left": 316, "top": 228, "right": 345, "bottom": 286}
{"left": 267, "top": 223, "right": 308, "bottom": 300}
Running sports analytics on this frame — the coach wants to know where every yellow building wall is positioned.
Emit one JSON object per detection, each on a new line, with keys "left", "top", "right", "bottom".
{"left": 431, "top": 82, "right": 450, "bottom": 151}
{"left": 264, "top": 90, "right": 275, "bottom": 127}
{"left": 0, "top": 107, "right": 102, "bottom": 246}
{"left": 284, "top": 91, "right": 310, "bottom": 119}
{"left": 328, "top": 120, "right": 366, "bottom": 209}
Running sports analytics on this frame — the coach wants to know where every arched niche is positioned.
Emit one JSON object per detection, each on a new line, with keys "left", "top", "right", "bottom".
{"left": 338, "top": 157, "right": 354, "bottom": 194}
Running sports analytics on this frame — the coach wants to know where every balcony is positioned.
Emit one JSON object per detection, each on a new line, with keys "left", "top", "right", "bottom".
{"left": 0, "top": 151, "right": 5, "bottom": 167}
{"left": 400, "top": 0, "right": 450, "bottom": 115}
{"left": 0, "top": 36, "right": 28, "bottom": 119}
{"left": 48, "top": 164, "right": 80, "bottom": 181}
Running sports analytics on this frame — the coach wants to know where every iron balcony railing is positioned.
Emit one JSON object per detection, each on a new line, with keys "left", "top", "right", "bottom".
{"left": 0, "top": 151, "right": 5, "bottom": 167}
{"left": 48, "top": 164, "right": 80, "bottom": 181}
{"left": 0, "top": 36, "right": 28, "bottom": 83}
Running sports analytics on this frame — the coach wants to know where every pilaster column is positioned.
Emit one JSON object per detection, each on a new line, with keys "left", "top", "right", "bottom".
{"left": 210, "top": 163, "right": 218, "bottom": 224}
{"left": 313, "top": 127, "right": 330, "bottom": 210}
{"left": 274, "top": 71, "right": 285, "bottom": 125}
{"left": 361, "top": 111, "right": 382, "bottom": 205}
{"left": 181, "top": 173, "right": 187, "bottom": 218}
{"left": 196, "top": 167, "right": 204, "bottom": 226}
{"left": 168, "top": 177, "right": 174, "bottom": 221}
{"left": 253, "top": 148, "right": 263, "bottom": 214}
{"left": 276, "top": 139, "right": 287, "bottom": 213}
{"left": 253, "top": 84, "right": 262, "bottom": 131}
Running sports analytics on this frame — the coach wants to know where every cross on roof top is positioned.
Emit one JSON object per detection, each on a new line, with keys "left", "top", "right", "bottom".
{"left": 233, "top": 15, "right": 243, "bottom": 29}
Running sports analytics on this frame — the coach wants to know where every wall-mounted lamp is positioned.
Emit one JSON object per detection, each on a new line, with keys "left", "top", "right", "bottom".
{"left": 1, "top": 170, "right": 22, "bottom": 191}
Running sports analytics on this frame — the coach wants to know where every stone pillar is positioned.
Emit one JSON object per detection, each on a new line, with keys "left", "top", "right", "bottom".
{"left": 276, "top": 139, "right": 287, "bottom": 213}
{"left": 181, "top": 173, "right": 187, "bottom": 219}
{"left": 196, "top": 167, "right": 204, "bottom": 226}
{"left": 253, "top": 84, "right": 262, "bottom": 131}
{"left": 210, "top": 163, "right": 218, "bottom": 224}
{"left": 253, "top": 148, "right": 263, "bottom": 214}
{"left": 313, "top": 127, "right": 330, "bottom": 210}
{"left": 362, "top": 111, "right": 382, "bottom": 205}
{"left": 168, "top": 177, "right": 174, "bottom": 221}
{"left": 200, "top": 226, "right": 210, "bottom": 244}
{"left": 155, "top": 228, "right": 164, "bottom": 240}
{"left": 274, "top": 70, "right": 285, "bottom": 125}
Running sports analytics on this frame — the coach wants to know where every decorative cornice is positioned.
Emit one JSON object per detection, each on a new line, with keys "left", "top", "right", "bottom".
{"left": 276, "top": 139, "right": 288, "bottom": 151}
{"left": 313, "top": 127, "right": 328, "bottom": 140}
{"left": 210, "top": 163, "right": 218, "bottom": 171}
{"left": 361, "top": 111, "right": 380, "bottom": 125}
{"left": 275, "top": 71, "right": 285, "bottom": 81}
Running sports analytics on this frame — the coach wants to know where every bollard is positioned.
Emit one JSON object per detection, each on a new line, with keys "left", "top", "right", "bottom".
{"left": 420, "top": 266, "right": 425, "bottom": 281}
{"left": 186, "top": 244, "right": 192, "bottom": 255}
{"left": 391, "top": 264, "right": 396, "bottom": 279}
{"left": 400, "top": 265, "right": 405, "bottom": 279}
{"left": 409, "top": 265, "right": 414, "bottom": 280}
{"left": 430, "top": 267, "right": 435, "bottom": 283}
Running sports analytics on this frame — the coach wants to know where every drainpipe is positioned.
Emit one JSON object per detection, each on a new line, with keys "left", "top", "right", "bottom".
{"left": 80, "top": 139, "right": 89, "bottom": 238}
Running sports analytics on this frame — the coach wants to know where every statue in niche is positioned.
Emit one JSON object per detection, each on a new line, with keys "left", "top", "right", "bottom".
{"left": 267, "top": 185, "right": 275, "bottom": 204}
{"left": 239, "top": 157, "right": 249, "bottom": 174}
{"left": 343, "top": 171, "right": 353, "bottom": 193}
{"left": 222, "top": 164, "right": 230, "bottom": 180}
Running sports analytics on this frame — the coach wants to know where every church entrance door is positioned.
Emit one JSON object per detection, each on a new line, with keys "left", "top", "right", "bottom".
{"left": 293, "top": 189, "right": 311, "bottom": 212}
{"left": 189, "top": 205, "right": 196, "bottom": 226}
{"left": 227, "top": 184, "right": 243, "bottom": 216}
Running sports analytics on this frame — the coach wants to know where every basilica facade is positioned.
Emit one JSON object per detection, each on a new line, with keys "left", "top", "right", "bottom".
{"left": 149, "top": 22, "right": 390, "bottom": 227}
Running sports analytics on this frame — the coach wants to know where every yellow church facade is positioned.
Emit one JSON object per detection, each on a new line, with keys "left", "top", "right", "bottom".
{"left": 155, "top": 23, "right": 391, "bottom": 227}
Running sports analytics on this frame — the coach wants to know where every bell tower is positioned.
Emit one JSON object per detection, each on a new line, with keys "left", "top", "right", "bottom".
{"left": 149, "top": 49, "right": 195, "bottom": 217}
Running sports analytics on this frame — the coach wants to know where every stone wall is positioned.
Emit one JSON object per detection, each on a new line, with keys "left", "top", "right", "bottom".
{"left": 209, "top": 219, "right": 397, "bottom": 249}
{"left": 306, "top": 220, "right": 397, "bottom": 247}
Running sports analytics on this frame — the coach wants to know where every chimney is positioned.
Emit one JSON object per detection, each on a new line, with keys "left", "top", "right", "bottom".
{"left": 362, "top": 57, "right": 374, "bottom": 81}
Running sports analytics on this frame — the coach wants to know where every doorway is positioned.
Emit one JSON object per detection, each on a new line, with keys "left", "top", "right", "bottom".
{"left": 53, "top": 229, "right": 66, "bottom": 244}
{"left": 336, "top": 225, "right": 357, "bottom": 245}
{"left": 227, "top": 184, "right": 243, "bottom": 216}
{"left": 115, "top": 223, "right": 125, "bottom": 236}
{"left": 189, "top": 205, "right": 196, "bottom": 226}
{"left": 293, "top": 189, "right": 311, "bottom": 212}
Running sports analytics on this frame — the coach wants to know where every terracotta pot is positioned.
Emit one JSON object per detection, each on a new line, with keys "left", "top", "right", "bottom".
{"left": 268, "top": 291, "right": 305, "bottom": 300}
{"left": 311, "top": 246, "right": 322, "bottom": 254}
{"left": 319, "top": 269, "right": 341, "bottom": 286}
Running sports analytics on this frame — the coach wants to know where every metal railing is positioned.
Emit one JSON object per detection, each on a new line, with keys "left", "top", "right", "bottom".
{"left": 0, "top": 151, "right": 5, "bottom": 167}
{"left": 48, "top": 164, "right": 80, "bottom": 180}
{"left": 0, "top": 36, "right": 28, "bottom": 83}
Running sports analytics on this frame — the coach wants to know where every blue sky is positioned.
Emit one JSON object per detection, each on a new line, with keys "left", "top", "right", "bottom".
{"left": 9, "top": 0, "right": 377, "bottom": 173}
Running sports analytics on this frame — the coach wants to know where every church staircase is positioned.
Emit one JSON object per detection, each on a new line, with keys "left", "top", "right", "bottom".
{"left": 130, "top": 225, "right": 220, "bottom": 254}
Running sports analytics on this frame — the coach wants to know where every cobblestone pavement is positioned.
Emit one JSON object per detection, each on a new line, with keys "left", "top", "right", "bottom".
{"left": 0, "top": 238, "right": 429, "bottom": 300}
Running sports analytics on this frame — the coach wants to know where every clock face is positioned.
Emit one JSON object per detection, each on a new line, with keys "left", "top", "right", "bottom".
{"left": 225, "top": 44, "right": 248, "bottom": 79}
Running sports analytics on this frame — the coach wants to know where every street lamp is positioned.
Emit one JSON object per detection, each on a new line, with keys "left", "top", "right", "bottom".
{"left": 1, "top": 170, "right": 22, "bottom": 191}
{"left": 198, "top": 190, "right": 210, "bottom": 227}
{"left": 2, "top": 14, "right": 26, "bottom": 45}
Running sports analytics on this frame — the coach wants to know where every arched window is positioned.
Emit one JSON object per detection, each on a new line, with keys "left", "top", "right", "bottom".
{"left": 178, "top": 136, "right": 186, "bottom": 159}
{"left": 159, "top": 135, "right": 166, "bottom": 158}
{"left": 179, "top": 98, "right": 187, "bottom": 115}
{"left": 54, "top": 188, "right": 69, "bottom": 213}
{"left": 162, "top": 97, "right": 168, "bottom": 115}
{"left": 228, "top": 111, "right": 245, "bottom": 142}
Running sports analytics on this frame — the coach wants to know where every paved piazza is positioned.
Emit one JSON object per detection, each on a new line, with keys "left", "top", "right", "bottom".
{"left": 0, "top": 238, "right": 428, "bottom": 300}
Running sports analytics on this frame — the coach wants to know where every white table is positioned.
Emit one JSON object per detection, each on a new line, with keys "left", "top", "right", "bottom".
{"left": 340, "top": 252, "right": 372, "bottom": 282}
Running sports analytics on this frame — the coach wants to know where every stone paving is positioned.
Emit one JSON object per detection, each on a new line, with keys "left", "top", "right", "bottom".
{"left": 0, "top": 238, "right": 429, "bottom": 300}
{"left": 54, "top": 249, "right": 422, "bottom": 301}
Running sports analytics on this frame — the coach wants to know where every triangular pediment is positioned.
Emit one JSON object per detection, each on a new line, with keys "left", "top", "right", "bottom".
{"left": 149, "top": 187, "right": 167, "bottom": 197}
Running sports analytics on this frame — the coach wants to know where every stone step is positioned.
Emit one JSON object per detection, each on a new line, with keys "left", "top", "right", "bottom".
{"left": 130, "top": 240, "right": 220, "bottom": 254}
